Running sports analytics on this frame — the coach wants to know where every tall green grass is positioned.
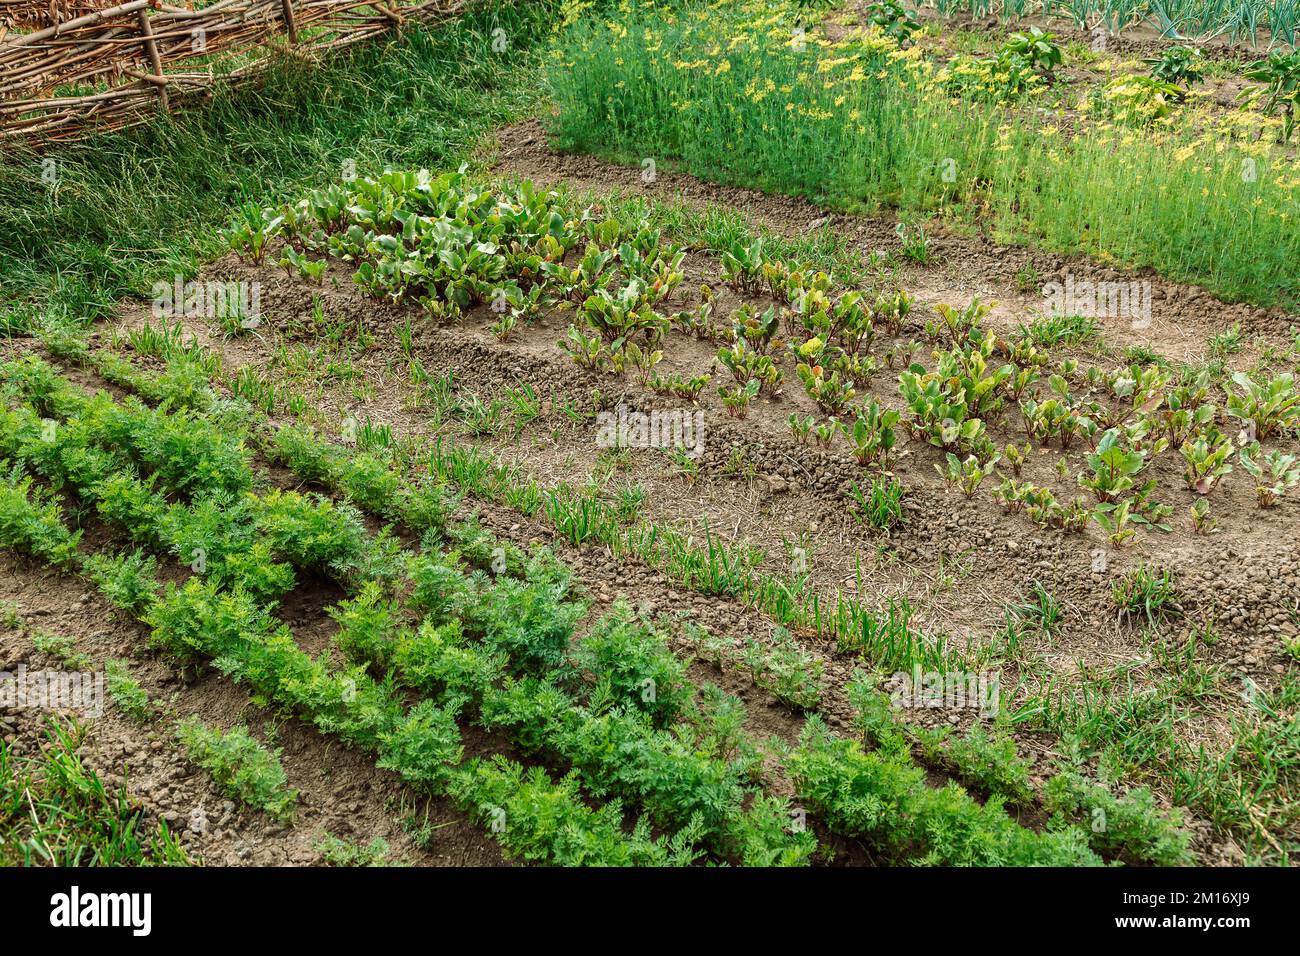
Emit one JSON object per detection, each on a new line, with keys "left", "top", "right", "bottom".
{"left": 547, "top": 2, "right": 1300, "bottom": 307}
{"left": 1, "top": 718, "right": 191, "bottom": 866}
{"left": 0, "top": 0, "right": 558, "bottom": 328}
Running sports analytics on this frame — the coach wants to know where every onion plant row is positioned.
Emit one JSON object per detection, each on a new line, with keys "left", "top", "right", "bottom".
{"left": 930, "top": 0, "right": 1300, "bottom": 45}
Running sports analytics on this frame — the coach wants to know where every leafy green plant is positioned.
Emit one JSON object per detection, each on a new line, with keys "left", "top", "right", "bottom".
{"left": 937, "top": 451, "right": 1000, "bottom": 499}
{"left": 1145, "top": 45, "right": 1205, "bottom": 92}
{"left": 475, "top": 675, "right": 769, "bottom": 857}
{"left": 797, "top": 360, "right": 856, "bottom": 416}
{"left": 1080, "top": 429, "right": 1147, "bottom": 503}
{"left": 739, "top": 629, "right": 823, "bottom": 711}
{"left": 1002, "top": 442, "right": 1029, "bottom": 476}
{"left": 449, "top": 756, "right": 699, "bottom": 866}
{"left": 1094, "top": 74, "right": 1181, "bottom": 127}
{"left": 0, "top": 471, "right": 82, "bottom": 567}
{"left": 872, "top": 289, "right": 913, "bottom": 336}
{"left": 30, "top": 630, "right": 90, "bottom": 670}
{"left": 104, "top": 661, "right": 157, "bottom": 723}
{"left": 1180, "top": 429, "right": 1234, "bottom": 494}
{"left": 490, "top": 312, "right": 518, "bottom": 341}
{"left": 1001, "top": 27, "right": 1062, "bottom": 76}
{"left": 1027, "top": 487, "right": 1092, "bottom": 533}
{"left": 993, "top": 477, "right": 1030, "bottom": 515}
{"left": 789, "top": 717, "right": 1099, "bottom": 866}
{"left": 925, "top": 299, "right": 988, "bottom": 348}
{"left": 225, "top": 201, "right": 284, "bottom": 265}
{"left": 1226, "top": 371, "right": 1300, "bottom": 439}
{"left": 863, "top": 1, "right": 919, "bottom": 41}
{"left": 1161, "top": 372, "right": 1217, "bottom": 445}
{"left": 249, "top": 489, "right": 369, "bottom": 579}
{"left": 315, "top": 834, "right": 392, "bottom": 867}
{"left": 1095, "top": 363, "right": 1169, "bottom": 431}
{"left": 1044, "top": 770, "right": 1193, "bottom": 866}
{"left": 34, "top": 317, "right": 91, "bottom": 362}
{"left": 719, "top": 379, "right": 761, "bottom": 418}
{"left": 812, "top": 418, "right": 838, "bottom": 447}
{"left": 1112, "top": 565, "right": 1179, "bottom": 624}
{"left": 176, "top": 718, "right": 298, "bottom": 819}
{"left": 376, "top": 698, "right": 465, "bottom": 795}
{"left": 1092, "top": 498, "right": 1137, "bottom": 547}
{"left": 650, "top": 371, "right": 709, "bottom": 399}
{"left": 720, "top": 237, "right": 766, "bottom": 293}
{"left": 278, "top": 244, "right": 328, "bottom": 283}
{"left": 1238, "top": 441, "right": 1300, "bottom": 507}
{"left": 845, "top": 401, "right": 900, "bottom": 467}
{"left": 898, "top": 366, "right": 986, "bottom": 453}
{"left": 718, "top": 338, "right": 781, "bottom": 394}
{"left": 731, "top": 302, "right": 782, "bottom": 352}
{"left": 579, "top": 281, "right": 668, "bottom": 351}
{"left": 788, "top": 413, "right": 814, "bottom": 444}
{"left": 894, "top": 221, "right": 931, "bottom": 264}
{"left": 847, "top": 475, "right": 905, "bottom": 530}
{"left": 574, "top": 607, "right": 691, "bottom": 728}
{"left": 916, "top": 722, "right": 1036, "bottom": 807}
{"left": 1190, "top": 497, "right": 1215, "bottom": 534}
{"left": 954, "top": 339, "right": 1015, "bottom": 417}
{"left": 1242, "top": 50, "right": 1300, "bottom": 141}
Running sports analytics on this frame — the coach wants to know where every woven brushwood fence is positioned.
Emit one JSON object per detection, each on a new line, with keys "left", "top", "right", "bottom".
{"left": 0, "top": 0, "right": 464, "bottom": 144}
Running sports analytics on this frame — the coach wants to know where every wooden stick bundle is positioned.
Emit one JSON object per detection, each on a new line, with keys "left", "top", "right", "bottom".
{"left": 0, "top": 0, "right": 462, "bottom": 144}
